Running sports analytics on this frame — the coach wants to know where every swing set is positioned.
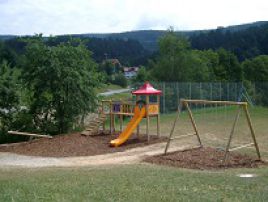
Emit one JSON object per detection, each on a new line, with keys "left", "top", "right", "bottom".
{"left": 164, "top": 99, "right": 261, "bottom": 163}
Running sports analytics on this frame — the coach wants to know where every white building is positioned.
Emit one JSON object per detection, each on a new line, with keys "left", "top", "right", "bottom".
{"left": 123, "top": 67, "right": 139, "bottom": 79}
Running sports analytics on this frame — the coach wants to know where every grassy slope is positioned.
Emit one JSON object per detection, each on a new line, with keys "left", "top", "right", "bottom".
{"left": 0, "top": 165, "right": 268, "bottom": 202}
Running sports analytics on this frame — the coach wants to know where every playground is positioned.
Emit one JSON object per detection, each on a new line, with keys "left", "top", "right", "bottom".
{"left": 0, "top": 82, "right": 267, "bottom": 170}
{"left": 0, "top": 82, "right": 268, "bottom": 201}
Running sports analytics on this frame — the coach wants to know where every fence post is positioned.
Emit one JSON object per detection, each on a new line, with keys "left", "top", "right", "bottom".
{"left": 176, "top": 82, "right": 179, "bottom": 107}
{"left": 189, "top": 82, "right": 192, "bottom": 99}
{"left": 162, "top": 82, "right": 166, "bottom": 113}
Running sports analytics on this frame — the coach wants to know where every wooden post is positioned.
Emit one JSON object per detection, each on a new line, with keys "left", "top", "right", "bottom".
{"left": 164, "top": 101, "right": 182, "bottom": 154}
{"left": 109, "top": 100, "right": 113, "bottom": 134}
{"left": 243, "top": 104, "right": 261, "bottom": 160}
{"left": 136, "top": 95, "right": 140, "bottom": 139}
{"left": 163, "top": 82, "right": 166, "bottom": 113}
{"left": 184, "top": 101, "right": 202, "bottom": 147}
{"left": 157, "top": 95, "right": 160, "bottom": 138}
{"left": 223, "top": 106, "right": 242, "bottom": 163}
{"left": 119, "top": 99, "right": 123, "bottom": 132}
{"left": 102, "top": 101, "right": 105, "bottom": 131}
{"left": 146, "top": 95, "right": 150, "bottom": 143}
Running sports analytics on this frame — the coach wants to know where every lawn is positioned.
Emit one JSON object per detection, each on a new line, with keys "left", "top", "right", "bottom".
{"left": 0, "top": 165, "right": 268, "bottom": 202}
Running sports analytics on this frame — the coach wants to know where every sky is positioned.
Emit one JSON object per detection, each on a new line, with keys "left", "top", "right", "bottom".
{"left": 0, "top": 0, "right": 268, "bottom": 36}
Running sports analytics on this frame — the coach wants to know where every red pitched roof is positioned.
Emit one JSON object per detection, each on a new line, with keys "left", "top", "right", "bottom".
{"left": 132, "top": 81, "right": 162, "bottom": 95}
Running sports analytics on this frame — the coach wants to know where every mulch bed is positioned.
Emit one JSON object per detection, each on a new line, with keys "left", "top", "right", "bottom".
{"left": 0, "top": 132, "right": 166, "bottom": 157}
{"left": 144, "top": 147, "right": 266, "bottom": 170}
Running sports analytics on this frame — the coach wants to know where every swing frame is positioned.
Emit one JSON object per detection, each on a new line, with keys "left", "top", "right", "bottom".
{"left": 164, "top": 99, "right": 261, "bottom": 163}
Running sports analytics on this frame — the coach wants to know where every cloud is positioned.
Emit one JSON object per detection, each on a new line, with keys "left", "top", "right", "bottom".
{"left": 0, "top": 0, "right": 267, "bottom": 35}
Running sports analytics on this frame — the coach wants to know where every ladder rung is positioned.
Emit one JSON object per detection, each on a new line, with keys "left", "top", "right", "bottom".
{"left": 169, "top": 133, "right": 196, "bottom": 140}
{"left": 86, "top": 126, "right": 98, "bottom": 130}
{"left": 93, "top": 120, "right": 104, "bottom": 123}
{"left": 81, "top": 131, "right": 91, "bottom": 136}
{"left": 89, "top": 122, "right": 100, "bottom": 125}
{"left": 229, "top": 143, "right": 254, "bottom": 151}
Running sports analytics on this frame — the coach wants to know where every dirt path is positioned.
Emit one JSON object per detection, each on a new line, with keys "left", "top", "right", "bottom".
{"left": 0, "top": 142, "right": 191, "bottom": 168}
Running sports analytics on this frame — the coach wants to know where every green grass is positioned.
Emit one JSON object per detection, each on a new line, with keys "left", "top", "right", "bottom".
{"left": 0, "top": 165, "right": 268, "bottom": 202}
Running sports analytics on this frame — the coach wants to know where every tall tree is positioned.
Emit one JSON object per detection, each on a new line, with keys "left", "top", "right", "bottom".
{"left": 151, "top": 30, "right": 215, "bottom": 82}
{"left": 21, "top": 36, "right": 102, "bottom": 134}
{"left": 151, "top": 30, "right": 193, "bottom": 81}
{"left": 214, "top": 48, "right": 243, "bottom": 81}
{"left": 242, "top": 55, "right": 268, "bottom": 81}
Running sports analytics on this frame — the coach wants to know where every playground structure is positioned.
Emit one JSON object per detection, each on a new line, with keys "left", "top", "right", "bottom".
{"left": 164, "top": 99, "right": 261, "bottom": 163}
{"left": 110, "top": 82, "right": 162, "bottom": 146}
{"left": 82, "top": 82, "right": 162, "bottom": 147}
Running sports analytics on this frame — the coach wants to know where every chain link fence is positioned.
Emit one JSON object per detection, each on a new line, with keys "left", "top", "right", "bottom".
{"left": 131, "top": 82, "right": 268, "bottom": 113}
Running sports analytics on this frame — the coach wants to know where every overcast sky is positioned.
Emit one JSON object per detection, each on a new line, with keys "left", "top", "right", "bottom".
{"left": 0, "top": 0, "right": 268, "bottom": 35}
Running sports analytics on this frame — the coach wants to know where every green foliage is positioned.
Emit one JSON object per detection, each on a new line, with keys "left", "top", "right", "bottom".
{"left": 242, "top": 55, "right": 268, "bottom": 105}
{"left": 21, "top": 36, "right": 101, "bottom": 134}
{"left": 0, "top": 60, "right": 19, "bottom": 137}
{"left": 151, "top": 31, "right": 194, "bottom": 81}
{"left": 111, "top": 73, "right": 128, "bottom": 88}
{"left": 213, "top": 48, "right": 242, "bottom": 81}
{"left": 132, "top": 66, "right": 152, "bottom": 83}
{"left": 150, "top": 31, "right": 244, "bottom": 82}
{"left": 191, "top": 22, "right": 268, "bottom": 61}
{"left": 242, "top": 55, "right": 268, "bottom": 81}
{"left": 0, "top": 41, "right": 18, "bottom": 67}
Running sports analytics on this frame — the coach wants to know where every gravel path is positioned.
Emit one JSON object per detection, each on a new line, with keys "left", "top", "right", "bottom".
{"left": 0, "top": 142, "right": 190, "bottom": 168}
{"left": 98, "top": 88, "right": 130, "bottom": 96}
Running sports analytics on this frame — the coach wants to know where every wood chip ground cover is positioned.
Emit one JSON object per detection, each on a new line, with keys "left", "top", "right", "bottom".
{"left": 0, "top": 132, "right": 166, "bottom": 157}
{"left": 144, "top": 147, "right": 266, "bottom": 170}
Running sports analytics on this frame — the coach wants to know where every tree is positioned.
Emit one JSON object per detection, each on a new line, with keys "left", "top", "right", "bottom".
{"left": 0, "top": 60, "right": 19, "bottom": 136}
{"left": 242, "top": 55, "right": 268, "bottom": 106}
{"left": 151, "top": 31, "right": 193, "bottom": 81}
{"left": 151, "top": 30, "right": 216, "bottom": 82}
{"left": 242, "top": 55, "right": 268, "bottom": 81}
{"left": 215, "top": 48, "right": 242, "bottom": 81}
{"left": 132, "top": 66, "right": 152, "bottom": 83}
{"left": 21, "top": 36, "right": 102, "bottom": 134}
{"left": 112, "top": 73, "right": 128, "bottom": 88}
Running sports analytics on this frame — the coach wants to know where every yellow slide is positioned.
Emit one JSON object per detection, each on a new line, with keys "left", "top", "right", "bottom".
{"left": 110, "top": 106, "right": 146, "bottom": 147}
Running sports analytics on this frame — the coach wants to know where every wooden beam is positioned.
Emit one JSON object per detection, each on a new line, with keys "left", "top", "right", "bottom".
{"left": 223, "top": 106, "right": 242, "bottom": 163}
{"left": 243, "top": 105, "right": 261, "bottom": 160}
{"left": 8, "top": 131, "right": 52, "bottom": 139}
{"left": 157, "top": 95, "right": 160, "bottom": 138}
{"left": 185, "top": 102, "right": 202, "bottom": 147}
{"left": 146, "top": 95, "right": 150, "bottom": 143}
{"left": 181, "top": 99, "right": 247, "bottom": 106}
{"left": 164, "top": 101, "right": 182, "bottom": 155}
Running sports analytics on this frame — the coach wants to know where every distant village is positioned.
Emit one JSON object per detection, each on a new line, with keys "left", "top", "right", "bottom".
{"left": 102, "top": 58, "right": 139, "bottom": 79}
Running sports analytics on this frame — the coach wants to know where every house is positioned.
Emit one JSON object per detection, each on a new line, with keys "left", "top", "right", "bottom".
{"left": 123, "top": 67, "right": 139, "bottom": 79}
